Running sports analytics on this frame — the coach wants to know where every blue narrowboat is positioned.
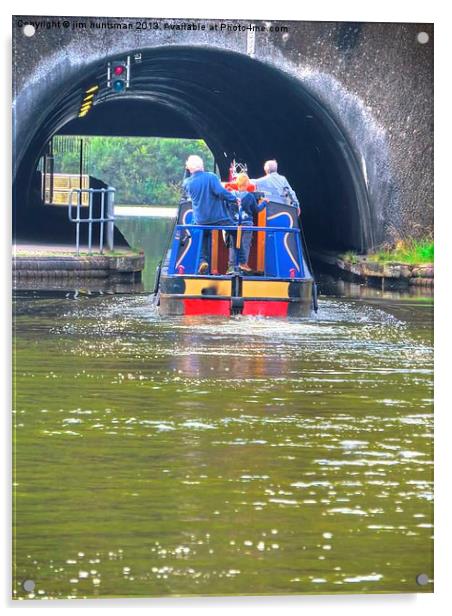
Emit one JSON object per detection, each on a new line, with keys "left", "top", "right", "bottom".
{"left": 155, "top": 180, "right": 317, "bottom": 318}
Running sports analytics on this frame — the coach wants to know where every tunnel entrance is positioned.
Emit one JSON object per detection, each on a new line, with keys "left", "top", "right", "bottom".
{"left": 13, "top": 45, "right": 373, "bottom": 252}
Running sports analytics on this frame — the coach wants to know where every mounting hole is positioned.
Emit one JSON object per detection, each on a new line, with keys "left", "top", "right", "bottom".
{"left": 416, "top": 573, "right": 429, "bottom": 586}
{"left": 417, "top": 32, "right": 429, "bottom": 44}
{"left": 23, "top": 25, "right": 36, "bottom": 37}
{"left": 22, "top": 579, "right": 36, "bottom": 592}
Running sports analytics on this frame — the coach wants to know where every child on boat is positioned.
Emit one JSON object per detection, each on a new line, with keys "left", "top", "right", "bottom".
{"left": 227, "top": 173, "right": 268, "bottom": 274}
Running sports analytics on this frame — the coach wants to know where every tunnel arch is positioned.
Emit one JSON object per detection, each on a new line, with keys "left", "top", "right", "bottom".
{"left": 13, "top": 45, "right": 375, "bottom": 251}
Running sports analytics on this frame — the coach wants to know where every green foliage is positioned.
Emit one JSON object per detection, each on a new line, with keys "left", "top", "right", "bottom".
{"left": 342, "top": 251, "right": 359, "bottom": 264}
{"left": 54, "top": 137, "right": 215, "bottom": 205}
{"left": 342, "top": 239, "right": 434, "bottom": 265}
{"left": 369, "top": 239, "right": 434, "bottom": 264}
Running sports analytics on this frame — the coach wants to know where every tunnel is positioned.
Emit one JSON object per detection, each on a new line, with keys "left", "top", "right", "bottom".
{"left": 13, "top": 45, "right": 373, "bottom": 252}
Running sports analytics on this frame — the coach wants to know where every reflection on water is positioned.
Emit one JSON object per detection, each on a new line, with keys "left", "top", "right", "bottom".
{"left": 13, "top": 290, "right": 433, "bottom": 599}
{"left": 116, "top": 216, "right": 175, "bottom": 292}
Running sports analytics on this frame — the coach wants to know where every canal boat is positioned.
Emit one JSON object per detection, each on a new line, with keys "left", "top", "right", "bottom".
{"left": 154, "top": 173, "right": 317, "bottom": 318}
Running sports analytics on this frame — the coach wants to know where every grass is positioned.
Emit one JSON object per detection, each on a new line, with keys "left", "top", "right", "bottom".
{"left": 342, "top": 239, "right": 434, "bottom": 266}
{"left": 342, "top": 251, "right": 359, "bottom": 264}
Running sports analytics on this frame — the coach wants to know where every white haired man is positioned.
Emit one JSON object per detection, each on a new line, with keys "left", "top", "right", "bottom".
{"left": 183, "top": 155, "right": 238, "bottom": 274}
{"left": 254, "top": 159, "right": 300, "bottom": 210}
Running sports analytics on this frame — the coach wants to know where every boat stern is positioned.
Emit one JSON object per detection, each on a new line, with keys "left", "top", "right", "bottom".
{"left": 158, "top": 274, "right": 313, "bottom": 317}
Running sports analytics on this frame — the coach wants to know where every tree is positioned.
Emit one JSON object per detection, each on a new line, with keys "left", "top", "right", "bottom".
{"left": 54, "top": 137, "right": 215, "bottom": 205}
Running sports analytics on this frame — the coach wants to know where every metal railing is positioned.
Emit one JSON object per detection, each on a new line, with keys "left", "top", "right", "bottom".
{"left": 170, "top": 223, "right": 304, "bottom": 278}
{"left": 68, "top": 187, "right": 116, "bottom": 255}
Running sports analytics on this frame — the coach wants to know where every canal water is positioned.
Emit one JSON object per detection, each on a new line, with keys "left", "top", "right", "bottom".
{"left": 13, "top": 216, "right": 433, "bottom": 599}
{"left": 116, "top": 214, "right": 176, "bottom": 292}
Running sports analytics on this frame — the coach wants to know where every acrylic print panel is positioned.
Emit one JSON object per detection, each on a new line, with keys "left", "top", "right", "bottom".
{"left": 12, "top": 15, "right": 433, "bottom": 599}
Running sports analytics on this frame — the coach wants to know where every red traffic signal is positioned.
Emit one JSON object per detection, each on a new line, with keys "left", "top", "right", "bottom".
{"left": 108, "top": 58, "right": 130, "bottom": 92}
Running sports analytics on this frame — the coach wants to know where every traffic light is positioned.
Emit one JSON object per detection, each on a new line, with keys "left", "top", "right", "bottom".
{"left": 107, "top": 57, "right": 130, "bottom": 93}
{"left": 112, "top": 61, "right": 127, "bottom": 92}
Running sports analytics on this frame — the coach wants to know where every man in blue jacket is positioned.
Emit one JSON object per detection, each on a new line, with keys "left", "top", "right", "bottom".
{"left": 183, "top": 155, "right": 238, "bottom": 274}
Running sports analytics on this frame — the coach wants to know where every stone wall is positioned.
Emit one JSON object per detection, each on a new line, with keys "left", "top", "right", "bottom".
{"left": 13, "top": 16, "right": 433, "bottom": 246}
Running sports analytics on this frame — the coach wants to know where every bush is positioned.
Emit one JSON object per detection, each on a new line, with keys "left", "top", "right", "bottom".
{"left": 54, "top": 136, "right": 215, "bottom": 205}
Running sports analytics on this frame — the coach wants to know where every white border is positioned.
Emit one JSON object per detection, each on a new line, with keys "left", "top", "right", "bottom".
{"left": 3, "top": 1, "right": 450, "bottom": 613}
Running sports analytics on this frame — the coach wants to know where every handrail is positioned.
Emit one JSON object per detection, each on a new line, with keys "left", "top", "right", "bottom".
{"left": 170, "top": 221, "right": 304, "bottom": 278}
{"left": 176, "top": 224, "right": 300, "bottom": 233}
{"left": 68, "top": 187, "right": 116, "bottom": 255}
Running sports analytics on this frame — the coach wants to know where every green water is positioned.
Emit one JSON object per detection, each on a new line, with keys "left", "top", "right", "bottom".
{"left": 116, "top": 216, "right": 175, "bottom": 292}
{"left": 13, "top": 287, "right": 433, "bottom": 599}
